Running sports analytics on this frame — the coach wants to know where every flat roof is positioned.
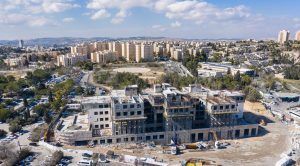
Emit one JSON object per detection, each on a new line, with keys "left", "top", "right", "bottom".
{"left": 81, "top": 96, "right": 111, "bottom": 104}
{"left": 59, "top": 113, "right": 89, "bottom": 132}
{"left": 206, "top": 96, "right": 235, "bottom": 105}
{"left": 275, "top": 92, "right": 300, "bottom": 98}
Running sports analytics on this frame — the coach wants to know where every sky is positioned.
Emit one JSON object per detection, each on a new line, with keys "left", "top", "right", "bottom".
{"left": 0, "top": 0, "right": 300, "bottom": 40}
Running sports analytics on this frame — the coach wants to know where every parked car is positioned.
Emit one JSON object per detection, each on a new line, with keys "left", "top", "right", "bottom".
{"left": 29, "top": 142, "right": 38, "bottom": 146}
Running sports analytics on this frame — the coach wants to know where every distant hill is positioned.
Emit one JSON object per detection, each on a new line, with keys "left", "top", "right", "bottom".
{"left": 0, "top": 36, "right": 242, "bottom": 47}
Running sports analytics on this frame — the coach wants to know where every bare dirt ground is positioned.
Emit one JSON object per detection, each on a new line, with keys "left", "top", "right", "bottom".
{"left": 63, "top": 121, "right": 291, "bottom": 166}
{"left": 113, "top": 67, "right": 151, "bottom": 73}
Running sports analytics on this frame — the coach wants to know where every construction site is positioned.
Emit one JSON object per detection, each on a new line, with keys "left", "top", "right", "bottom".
{"left": 49, "top": 83, "right": 299, "bottom": 165}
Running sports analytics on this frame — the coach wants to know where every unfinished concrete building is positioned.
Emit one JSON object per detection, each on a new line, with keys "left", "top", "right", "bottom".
{"left": 56, "top": 84, "right": 258, "bottom": 145}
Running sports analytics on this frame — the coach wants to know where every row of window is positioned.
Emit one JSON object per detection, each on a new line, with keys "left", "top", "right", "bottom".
{"left": 168, "top": 108, "right": 190, "bottom": 113}
{"left": 95, "top": 117, "right": 109, "bottom": 122}
{"left": 115, "top": 111, "right": 142, "bottom": 116}
{"left": 98, "top": 104, "right": 110, "bottom": 108}
{"left": 116, "top": 104, "right": 142, "bottom": 110}
{"left": 94, "top": 124, "right": 109, "bottom": 129}
{"left": 212, "top": 104, "right": 235, "bottom": 110}
{"left": 94, "top": 111, "right": 109, "bottom": 115}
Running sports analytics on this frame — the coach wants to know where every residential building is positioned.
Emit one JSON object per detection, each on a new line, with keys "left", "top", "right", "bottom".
{"left": 295, "top": 31, "right": 300, "bottom": 41}
{"left": 135, "top": 44, "right": 141, "bottom": 62}
{"left": 90, "top": 50, "right": 118, "bottom": 63}
{"left": 57, "top": 53, "right": 87, "bottom": 67}
{"left": 278, "top": 30, "right": 290, "bottom": 44}
{"left": 126, "top": 43, "right": 136, "bottom": 61}
{"left": 141, "top": 44, "right": 153, "bottom": 61}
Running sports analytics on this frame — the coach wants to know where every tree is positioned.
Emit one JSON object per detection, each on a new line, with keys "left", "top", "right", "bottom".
{"left": 9, "top": 123, "right": 22, "bottom": 133}
{"left": 23, "top": 98, "right": 30, "bottom": 119}
{"left": 0, "top": 142, "right": 16, "bottom": 160}
{"left": 234, "top": 70, "right": 241, "bottom": 82}
{"left": 48, "top": 90, "right": 54, "bottom": 103}
{"left": 0, "top": 129, "right": 7, "bottom": 137}
{"left": 43, "top": 110, "right": 52, "bottom": 124}
{"left": 0, "top": 109, "right": 10, "bottom": 122}
{"left": 227, "top": 68, "right": 231, "bottom": 75}
{"left": 243, "top": 86, "right": 262, "bottom": 102}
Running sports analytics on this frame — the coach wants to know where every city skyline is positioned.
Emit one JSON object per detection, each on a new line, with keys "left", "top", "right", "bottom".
{"left": 0, "top": 0, "right": 300, "bottom": 40}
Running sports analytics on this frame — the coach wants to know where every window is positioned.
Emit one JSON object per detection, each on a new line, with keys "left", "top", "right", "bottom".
{"left": 105, "top": 124, "right": 109, "bottom": 127}
{"left": 95, "top": 125, "right": 99, "bottom": 128}
{"left": 213, "top": 106, "right": 217, "bottom": 110}
{"left": 116, "top": 138, "right": 121, "bottom": 143}
{"left": 137, "top": 111, "right": 142, "bottom": 115}
{"left": 153, "top": 135, "right": 158, "bottom": 140}
{"left": 231, "top": 105, "right": 235, "bottom": 109}
{"left": 130, "top": 104, "right": 134, "bottom": 108}
{"left": 159, "top": 135, "right": 164, "bottom": 139}
{"left": 130, "top": 111, "right": 135, "bottom": 115}
{"left": 100, "top": 111, "right": 103, "bottom": 115}
{"left": 137, "top": 104, "right": 141, "bottom": 108}
{"left": 105, "top": 118, "right": 109, "bottom": 121}
{"left": 123, "top": 112, "right": 128, "bottom": 116}
{"left": 116, "top": 112, "right": 121, "bottom": 116}
{"left": 104, "top": 104, "right": 109, "bottom": 108}
{"left": 99, "top": 105, "right": 103, "bottom": 108}
{"left": 100, "top": 118, "right": 103, "bottom": 121}
{"left": 94, "top": 112, "right": 98, "bottom": 115}
{"left": 220, "top": 106, "right": 223, "bottom": 110}
{"left": 123, "top": 105, "right": 128, "bottom": 109}
{"left": 131, "top": 137, "right": 135, "bottom": 141}
{"left": 100, "top": 125, "right": 104, "bottom": 129}
{"left": 146, "top": 136, "right": 151, "bottom": 140}
{"left": 105, "top": 111, "right": 109, "bottom": 114}
{"left": 124, "top": 138, "right": 128, "bottom": 142}
{"left": 225, "top": 105, "right": 229, "bottom": 109}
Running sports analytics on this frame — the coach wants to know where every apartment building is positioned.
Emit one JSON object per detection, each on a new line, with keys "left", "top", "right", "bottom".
{"left": 126, "top": 43, "right": 136, "bottom": 61}
{"left": 56, "top": 84, "right": 258, "bottom": 145}
{"left": 81, "top": 96, "right": 112, "bottom": 137}
{"left": 90, "top": 50, "right": 118, "bottom": 63}
{"left": 57, "top": 53, "right": 87, "bottom": 67}
{"left": 4, "top": 57, "right": 27, "bottom": 67}
{"left": 295, "top": 31, "right": 300, "bottom": 41}
{"left": 278, "top": 30, "right": 290, "bottom": 44}
{"left": 141, "top": 44, "right": 153, "bottom": 61}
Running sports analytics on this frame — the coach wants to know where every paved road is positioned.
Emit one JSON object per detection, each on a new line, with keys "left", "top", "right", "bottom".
{"left": 165, "top": 61, "right": 194, "bottom": 77}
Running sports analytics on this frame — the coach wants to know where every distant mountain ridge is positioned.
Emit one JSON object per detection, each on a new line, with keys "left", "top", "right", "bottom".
{"left": 0, "top": 36, "right": 242, "bottom": 47}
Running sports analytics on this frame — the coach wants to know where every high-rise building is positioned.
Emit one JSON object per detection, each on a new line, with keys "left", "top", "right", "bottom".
{"left": 126, "top": 43, "right": 136, "bottom": 61}
{"left": 295, "top": 31, "right": 300, "bottom": 41}
{"left": 121, "top": 42, "right": 127, "bottom": 58}
{"left": 135, "top": 44, "right": 141, "bottom": 62}
{"left": 112, "top": 42, "right": 122, "bottom": 57}
{"left": 18, "top": 40, "right": 24, "bottom": 48}
{"left": 141, "top": 44, "right": 153, "bottom": 61}
{"left": 278, "top": 30, "right": 290, "bottom": 44}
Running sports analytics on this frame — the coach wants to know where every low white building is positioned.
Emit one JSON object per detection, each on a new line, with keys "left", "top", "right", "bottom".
{"left": 90, "top": 50, "right": 118, "bottom": 63}
{"left": 57, "top": 53, "right": 87, "bottom": 67}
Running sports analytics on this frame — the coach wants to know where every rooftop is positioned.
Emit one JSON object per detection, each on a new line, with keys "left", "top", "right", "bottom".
{"left": 59, "top": 113, "right": 89, "bottom": 132}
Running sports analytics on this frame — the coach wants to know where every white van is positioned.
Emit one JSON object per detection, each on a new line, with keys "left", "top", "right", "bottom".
{"left": 77, "top": 159, "right": 93, "bottom": 166}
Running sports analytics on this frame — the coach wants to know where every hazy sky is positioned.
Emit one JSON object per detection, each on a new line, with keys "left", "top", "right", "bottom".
{"left": 0, "top": 0, "right": 299, "bottom": 40}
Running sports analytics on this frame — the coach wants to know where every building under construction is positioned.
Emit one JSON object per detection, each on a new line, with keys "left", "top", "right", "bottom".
{"left": 55, "top": 84, "right": 258, "bottom": 145}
